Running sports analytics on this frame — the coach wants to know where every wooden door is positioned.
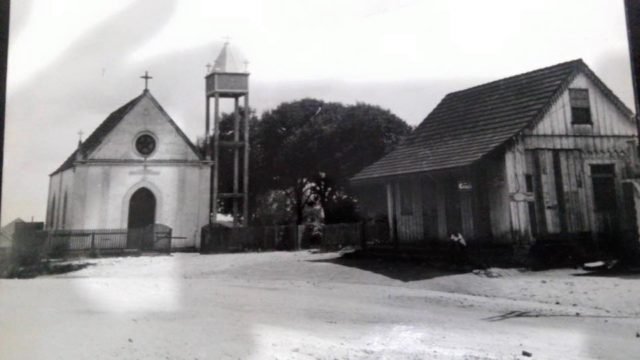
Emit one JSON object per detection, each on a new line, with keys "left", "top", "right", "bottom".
{"left": 533, "top": 150, "right": 561, "bottom": 234}
{"left": 530, "top": 150, "right": 587, "bottom": 236}
{"left": 590, "top": 164, "right": 619, "bottom": 249}
{"left": 127, "top": 188, "right": 156, "bottom": 249}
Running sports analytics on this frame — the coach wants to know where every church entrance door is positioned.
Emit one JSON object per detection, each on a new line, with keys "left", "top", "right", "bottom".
{"left": 127, "top": 187, "right": 156, "bottom": 250}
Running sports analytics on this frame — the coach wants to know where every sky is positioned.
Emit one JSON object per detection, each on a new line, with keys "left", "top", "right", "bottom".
{"left": 2, "top": 0, "right": 635, "bottom": 225}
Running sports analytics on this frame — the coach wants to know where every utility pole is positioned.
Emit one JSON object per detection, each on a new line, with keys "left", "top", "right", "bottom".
{"left": 624, "top": 0, "right": 640, "bottom": 155}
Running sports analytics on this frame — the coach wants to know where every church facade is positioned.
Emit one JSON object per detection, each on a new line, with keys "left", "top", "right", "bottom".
{"left": 46, "top": 90, "right": 211, "bottom": 249}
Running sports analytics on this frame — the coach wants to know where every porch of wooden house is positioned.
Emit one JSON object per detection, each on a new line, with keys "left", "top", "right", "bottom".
{"left": 354, "top": 162, "right": 519, "bottom": 265}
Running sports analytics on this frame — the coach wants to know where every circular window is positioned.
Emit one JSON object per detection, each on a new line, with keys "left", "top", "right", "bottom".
{"left": 135, "top": 134, "right": 156, "bottom": 156}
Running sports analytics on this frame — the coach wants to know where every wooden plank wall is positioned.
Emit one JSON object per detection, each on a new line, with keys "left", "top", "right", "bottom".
{"left": 385, "top": 174, "right": 480, "bottom": 245}
{"left": 435, "top": 180, "right": 448, "bottom": 240}
{"left": 534, "top": 149, "right": 561, "bottom": 233}
{"left": 471, "top": 167, "right": 493, "bottom": 239}
{"left": 354, "top": 182, "right": 388, "bottom": 220}
{"left": 504, "top": 139, "right": 533, "bottom": 244}
{"left": 559, "top": 150, "right": 588, "bottom": 232}
{"left": 485, "top": 157, "right": 511, "bottom": 242}
{"left": 513, "top": 68, "right": 637, "bottom": 241}
{"left": 421, "top": 177, "right": 440, "bottom": 241}
{"left": 386, "top": 183, "right": 395, "bottom": 242}
{"left": 393, "top": 178, "right": 424, "bottom": 243}
{"left": 528, "top": 72, "right": 635, "bottom": 137}
{"left": 454, "top": 171, "right": 476, "bottom": 239}
{"left": 527, "top": 149, "right": 590, "bottom": 235}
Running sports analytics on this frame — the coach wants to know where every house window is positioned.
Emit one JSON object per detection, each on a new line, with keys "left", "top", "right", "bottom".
{"left": 569, "top": 88, "right": 592, "bottom": 125}
{"left": 525, "top": 174, "right": 534, "bottom": 193}
{"left": 399, "top": 182, "right": 414, "bottom": 216}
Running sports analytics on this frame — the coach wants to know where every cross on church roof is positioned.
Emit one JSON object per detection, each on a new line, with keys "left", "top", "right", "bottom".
{"left": 140, "top": 71, "right": 153, "bottom": 91}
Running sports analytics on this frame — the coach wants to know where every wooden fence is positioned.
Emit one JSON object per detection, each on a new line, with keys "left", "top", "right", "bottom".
{"left": 201, "top": 225, "right": 299, "bottom": 253}
{"left": 44, "top": 226, "right": 172, "bottom": 256}
{"left": 201, "top": 222, "right": 390, "bottom": 253}
{"left": 0, "top": 247, "right": 10, "bottom": 275}
{"left": 48, "top": 229, "right": 129, "bottom": 253}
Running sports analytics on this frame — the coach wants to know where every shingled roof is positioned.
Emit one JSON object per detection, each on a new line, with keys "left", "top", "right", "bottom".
{"left": 351, "top": 59, "right": 633, "bottom": 182}
{"left": 51, "top": 90, "right": 202, "bottom": 175}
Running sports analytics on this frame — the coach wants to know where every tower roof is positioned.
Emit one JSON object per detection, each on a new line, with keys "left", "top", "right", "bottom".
{"left": 211, "top": 42, "right": 247, "bottom": 73}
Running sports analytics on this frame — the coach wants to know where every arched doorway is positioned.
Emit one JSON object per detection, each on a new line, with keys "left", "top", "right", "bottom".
{"left": 128, "top": 187, "right": 156, "bottom": 229}
{"left": 127, "top": 187, "right": 156, "bottom": 249}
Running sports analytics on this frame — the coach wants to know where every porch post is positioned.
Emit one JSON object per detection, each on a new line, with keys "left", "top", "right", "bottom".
{"left": 386, "top": 182, "right": 398, "bottom": 248}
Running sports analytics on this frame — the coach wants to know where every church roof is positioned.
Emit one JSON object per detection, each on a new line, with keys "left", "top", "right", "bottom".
{"left": 351, "top": 59, "right": 633, "bottom": 182}
{"left": 51, "top": 91, "right": 202, "bottom": 175}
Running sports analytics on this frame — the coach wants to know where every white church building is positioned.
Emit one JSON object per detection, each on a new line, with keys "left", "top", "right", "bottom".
{"left": 46, "top": 88, "right": 211, "bottom": 249}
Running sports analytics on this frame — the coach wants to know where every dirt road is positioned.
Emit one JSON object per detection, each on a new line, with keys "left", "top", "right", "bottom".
{"left": 1, "top": 252, "right": 639, "bottom": 359}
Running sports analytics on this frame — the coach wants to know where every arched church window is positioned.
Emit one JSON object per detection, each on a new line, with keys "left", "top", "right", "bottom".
{"left": 61, "top": 192, "right": 68, "bottom": 229}
{"left": 135, "top": 133, "right": 156, "bottom": 156}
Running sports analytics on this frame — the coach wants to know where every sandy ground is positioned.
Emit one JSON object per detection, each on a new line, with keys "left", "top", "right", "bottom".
{"left": 1, "top": 251, "right": 639, "bottom": 360}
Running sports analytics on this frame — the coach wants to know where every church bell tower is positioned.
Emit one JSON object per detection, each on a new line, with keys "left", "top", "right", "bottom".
{"left": 205, "top": 42, "right": 250, "bottom": 226}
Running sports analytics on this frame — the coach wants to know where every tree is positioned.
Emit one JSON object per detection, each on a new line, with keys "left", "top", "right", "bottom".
{"left": 257, "top": 99, "right": 410, "bottom": 224}
{"left": 212, "top": 98, "right": 412, "bottom": 225}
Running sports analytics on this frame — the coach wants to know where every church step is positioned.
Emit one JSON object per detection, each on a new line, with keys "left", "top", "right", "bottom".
{"left": 218, "top": 141, "right": 245, "bottom": 148}
{"left": 218, "top": 193, "right": 244, "bottom": 199}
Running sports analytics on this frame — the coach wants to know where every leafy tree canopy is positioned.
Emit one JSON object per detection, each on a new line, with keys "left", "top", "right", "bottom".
{"left": 212, "top": 98, "right": 411, "bottom": 225}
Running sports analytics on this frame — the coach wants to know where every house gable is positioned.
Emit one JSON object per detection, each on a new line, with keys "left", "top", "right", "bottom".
{"left": 528, "top": 70, "right": 635, "bottom": 137}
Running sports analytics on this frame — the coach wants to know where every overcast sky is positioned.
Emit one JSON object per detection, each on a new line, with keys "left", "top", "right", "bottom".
{"left": 2, "top": 0, "right": 635, "bottom": 225}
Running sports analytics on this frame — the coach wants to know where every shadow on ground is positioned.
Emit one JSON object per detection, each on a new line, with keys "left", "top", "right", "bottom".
{"left": 573, "top": 269, "right": 640, "bottom": 280}
{"left": 307, "top": 252, "right": 465, "bottom": 282}
{"left": 5, "top": 261, "right": 94, "bottom": 279}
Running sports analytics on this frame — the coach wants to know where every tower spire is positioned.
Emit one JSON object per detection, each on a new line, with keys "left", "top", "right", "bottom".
{"left": 213, "top": 42, "right": 229, "bottom": 72}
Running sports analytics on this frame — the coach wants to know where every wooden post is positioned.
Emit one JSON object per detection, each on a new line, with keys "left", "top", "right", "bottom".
{"left": 233, "top": 97, "right": 240, "bottom": 226}
{"left": 243, "top": 93, "right": 250, "bottom": 226}
{"left": 624, "top": 0, "right": 640, "bottom": 156}
{"left": 360, "top": 221, "right": 367, "bottom": 251}
{"left": 90, "top": 232, "right": 95, "bottom": 251}
{"left": 206, "top": 94, "right": 214, "bottom": 226}
{"left": 386, "top": 182, "right": 398, "bottom": 249}
{"left": 46, "top": 231, "right": 52, "bottom": 255}
{"left": 205, "top": 96, "right": 210, "bottom": 139}
{"left": 212, "top": 93, "right": 220, "bottom": 224}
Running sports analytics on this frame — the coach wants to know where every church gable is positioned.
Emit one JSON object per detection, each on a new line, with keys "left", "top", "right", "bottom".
{"left": 90, "top": 92, "right": 201, "bottom": 161}
{"left": 52, "top": 91, "right": 203, "bottom": 175}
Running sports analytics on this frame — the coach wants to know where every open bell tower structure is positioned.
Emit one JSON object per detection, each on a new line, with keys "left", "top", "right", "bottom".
{"left": 205, "top": 42, "right": 250, "bottom": 226}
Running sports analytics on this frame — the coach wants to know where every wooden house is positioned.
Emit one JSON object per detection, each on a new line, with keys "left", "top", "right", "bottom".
{"left": 351, "top": 60, "right": 638, "bottom": 256}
